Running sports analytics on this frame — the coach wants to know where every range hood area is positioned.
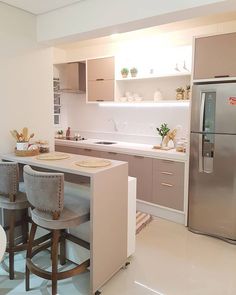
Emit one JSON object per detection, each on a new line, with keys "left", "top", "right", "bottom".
{"left": 54, "top": 61, "right": 86, "bottom": 94}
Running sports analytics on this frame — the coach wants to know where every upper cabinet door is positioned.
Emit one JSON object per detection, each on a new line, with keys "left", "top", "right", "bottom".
{"left": 193, "top": 33, "right": 236, "bottom": 80}
{"left": 87, "top": 57, "right": 115, "bottom": 81}
{"left": 87, "top": 80, "right": 114, "bottom": 101}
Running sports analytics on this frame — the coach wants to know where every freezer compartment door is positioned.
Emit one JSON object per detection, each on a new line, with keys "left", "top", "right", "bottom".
{"left": 189, "top": 133, "right": 236, "bottom": 239}
{"left": 191, "top": 82, "right": 236, "bottom": 134}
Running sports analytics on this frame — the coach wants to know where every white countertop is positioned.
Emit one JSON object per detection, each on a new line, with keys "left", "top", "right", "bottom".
{"left": 55, "top": 138, "right": 188, "bottom": 162}
{"left": 1, "top": 153, "right": 126, "bottom": 177}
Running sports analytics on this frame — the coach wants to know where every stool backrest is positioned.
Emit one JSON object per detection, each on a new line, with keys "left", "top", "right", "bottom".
{"left": 23, "top": 165, "right": 64, "bottom": 219}
{"left": 0, "top": 162, "right": 19, "bottom": 201}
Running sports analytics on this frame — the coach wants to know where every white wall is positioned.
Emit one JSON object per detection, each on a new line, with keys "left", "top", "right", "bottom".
{"left": 37, "top": 0, "right": 232, "bottom": 43}
{"left": 59, "top": 94, "right": 189, "bottom": 144}
{"left": 0, "top": 3, "right": 54, "bottom": 154}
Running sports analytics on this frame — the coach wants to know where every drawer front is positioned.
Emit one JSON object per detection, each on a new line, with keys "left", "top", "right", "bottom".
{"left": 87, "top": 57, "right": 115, "bottom": 81}
{"left": 87, "top": 80, "right": 114, "bottom": 102}
{"left": 158, "top": 167, "right": 184, "bottom": 187}
{"left": 100, "top": 151, "right": 130, "bottom": 162}
{"left": 152, "top": 159, "right": 184, "bottom": 211}
{"left": 157, "top": 182, "right": 184, "bottom": 211}
{"left": 55, "top": 145, "right": 101, "bottom": 157}
{"left": 158, "top": 159, "right": 184, "bottom": 174}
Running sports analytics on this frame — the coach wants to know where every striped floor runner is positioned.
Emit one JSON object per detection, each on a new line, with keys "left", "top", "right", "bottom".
{"left": 136, "top": 211, "right": 152, "bottom": 234}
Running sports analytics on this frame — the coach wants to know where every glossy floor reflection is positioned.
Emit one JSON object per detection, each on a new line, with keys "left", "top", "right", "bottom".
{"left": 1, "top": 218, "right": 236, "bottom": 294}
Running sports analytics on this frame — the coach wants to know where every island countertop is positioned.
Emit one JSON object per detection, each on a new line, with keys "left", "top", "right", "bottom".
{"left": 1, "top": 152, "right": 125, "bottom": 177}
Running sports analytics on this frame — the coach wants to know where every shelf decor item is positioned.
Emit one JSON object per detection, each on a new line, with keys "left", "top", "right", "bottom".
{"left": 156, "top": 123, "right": 170, "bottom": 146}
{"left": 130, "top": 67, "right": 138, "bottom": 78}
{"left": 176, "top": 87, "right": 185, "bottom": 100}
{"left": 185, "top": 85, "right": 191, "bottom": 100}
{"left": 56, "top": 130, "right": 64, "bottom": 138}
{"left": 121, "top": 68, "right": 129, "bottom": 78}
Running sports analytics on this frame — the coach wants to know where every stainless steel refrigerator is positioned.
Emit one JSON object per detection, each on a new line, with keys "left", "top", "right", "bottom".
{"left": 189, "top": 81, "right": 236, "bottom": 243}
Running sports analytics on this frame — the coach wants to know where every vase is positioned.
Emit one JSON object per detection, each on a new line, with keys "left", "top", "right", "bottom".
{"left": 176, "top": 92, "right": 184, "bottom": 100}
{"left": 16, "top": 142, "right": 29, "bottom": 151}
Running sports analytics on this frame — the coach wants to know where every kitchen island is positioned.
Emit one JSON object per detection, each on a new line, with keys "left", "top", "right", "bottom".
{"left": 1, "top": 152, "right": 129, "bottom": 295}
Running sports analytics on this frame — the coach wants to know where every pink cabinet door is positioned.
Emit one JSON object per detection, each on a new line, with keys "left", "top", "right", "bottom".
{"left": 194, "top": 33, "right": 236, "bottom": 80}
{"left": 87, "top": 57, "right": 115, "bottom": 81}
{"left": 152, "top": 159, "right": 184, "bottom": 211}
{"left": 55, "top": 145, "right": 101, "bottom": 157}
{"left": 128, "top": 155, "right": 153, "bottom": 203}
{"left": 87, "top": 80, "right": 114, "bottom": 101}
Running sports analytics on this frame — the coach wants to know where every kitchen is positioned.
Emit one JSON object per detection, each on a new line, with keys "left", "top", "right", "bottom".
{"left": 1, "top": 1, "right": 236, "bottom": 295}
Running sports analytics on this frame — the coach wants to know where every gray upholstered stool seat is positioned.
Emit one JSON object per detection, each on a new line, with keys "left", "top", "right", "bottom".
{"left": 31, "top": 195, "right": 89, "bottom": 230}
{"left": 23, "top": 165, "right": 90, "bottom": 295}
{"left": 0, "top": 192, "right": 28, "bottom": 210}
{"left": 0, "top": 161, "right": 30, "bottom": 280}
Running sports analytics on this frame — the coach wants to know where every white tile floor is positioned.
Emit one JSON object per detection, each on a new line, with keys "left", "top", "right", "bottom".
{"left": 1, "top": 218, "right": 236, "bottom": 294}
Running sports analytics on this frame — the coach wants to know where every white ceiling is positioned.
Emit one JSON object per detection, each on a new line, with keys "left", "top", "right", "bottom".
{"left": 0, "top": 0, "right": 84, "bottom": 15}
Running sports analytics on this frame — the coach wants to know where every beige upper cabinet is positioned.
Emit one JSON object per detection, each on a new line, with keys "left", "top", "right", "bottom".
{"left": 56, "top": 62, "right": 86, "bottom": 93}
{"left": 87, "top": 57, "right": 115, "bottom": 102}
{"left": 194, "top": 32, "right": 236, "bottom": 80}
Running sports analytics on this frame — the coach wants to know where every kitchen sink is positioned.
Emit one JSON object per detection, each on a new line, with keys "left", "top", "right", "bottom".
{"left": 95, "top": 141, "right": 117, "bottom": 145}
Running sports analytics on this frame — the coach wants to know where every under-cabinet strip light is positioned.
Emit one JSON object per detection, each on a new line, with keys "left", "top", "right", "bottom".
{"left": 98, "top": 102, "right": 189, "bottom": 108}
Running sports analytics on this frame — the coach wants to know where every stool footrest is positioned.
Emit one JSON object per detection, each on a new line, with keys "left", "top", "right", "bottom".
{"left": 64, "top": 232, "right": 90, "bottom": 250}
{"left": 26, "top": 258, "right": 90, "bottom": 281}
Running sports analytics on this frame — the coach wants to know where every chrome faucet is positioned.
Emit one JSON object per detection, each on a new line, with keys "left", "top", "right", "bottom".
{"left": 108, "top": 118, "right": 118, "bottom": 132}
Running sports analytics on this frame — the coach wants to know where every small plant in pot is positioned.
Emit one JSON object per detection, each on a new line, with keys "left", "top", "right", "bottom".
{"left": 121, "top": 68, "right": 129, "bottom": 78}
{"left": 130, "top": 67, "right": 138, "bottom": 78}
{"left": 176, "top": 87, "right": 185, "bottom": 100}
{"left": 156, "top": 123, "right": 170, "bottom": 146}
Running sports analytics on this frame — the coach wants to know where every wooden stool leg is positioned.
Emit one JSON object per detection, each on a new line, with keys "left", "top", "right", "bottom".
{"left": 25, "top": 222, "right": 37, "bottom": 291}
{"left": 51, "top": 230, "right": 60, "bottom": 295}
{"left": 60, "top": 230, "right": 66, "bottom": 266}
{"left": 9, "top": 210, "right": 15, "bottom": 280}
{"left": 21, "top": 208, "right": 29, "bottom": 244}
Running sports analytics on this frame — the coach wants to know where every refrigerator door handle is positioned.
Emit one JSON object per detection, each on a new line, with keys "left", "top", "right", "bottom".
{"left": 199, "top": 134, "right": 203, "bottom": 172}
{"left": 198, "top": 92, "right": 205, "bottom": 172}
{"left": 199, "top": 92, "right": 205, "bottom": 132}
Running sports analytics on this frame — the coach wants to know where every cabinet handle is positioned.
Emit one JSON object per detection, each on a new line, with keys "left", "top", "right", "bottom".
{"left": 96, "top": 99, "right": 104, "bottom": 102}
{"left": 214, "top": 75, "right": 230, "bottom": 78}
{"left": 108, "top": 152, "right": 117, "bottom": 155}
{"left": 161, "top": 182, "right": 173, "bottom": 187}
{"left": 84, "top": 148, "right": 92, "bottom": 152}
{"left": 134, "top": 155, "right": 144, "bottom": 159}
{"left": 161, "top": 171, "right": 173, "bottom": 175}
{"left": 162, "top": 160, "right": 174, "bottom": 164}
{"left": 96, "top": 78, "right": 104, "bottom": 81}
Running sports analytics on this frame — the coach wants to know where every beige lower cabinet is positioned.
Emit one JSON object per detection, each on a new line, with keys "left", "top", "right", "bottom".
{"left": 55, "top": 145, "right": 101, "bottom": 157}
{"left": 55, "top": 145, "right": 185, "bottom": 210}
{"left": 152, "top": 159, "right": 184, "bottom": 211}
{"left": 99, "top": 151, "right": 153, "bottom": 203}
{"left": 128, "top": 155, "right": 153, "bottom": 203}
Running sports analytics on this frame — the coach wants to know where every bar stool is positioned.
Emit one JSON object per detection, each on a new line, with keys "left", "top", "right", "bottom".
{"left": 0, "top": 161, "right": 29, "bottom": 280}
{"left": 23, "top": 165, "right": 90, "bottom": 295}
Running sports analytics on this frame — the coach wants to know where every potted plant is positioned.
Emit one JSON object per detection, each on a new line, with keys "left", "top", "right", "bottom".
{"left": 156, "top": 123, "right": 170, "bottom": 146}
{"left": 185, "top": 85, "right": 191, "bottom": 100}
{"left": 176, "top": 87, "right": 185, "bottom": 100}
{"left": 130, "top": 67, "right": 138, "bottom": 78}
{"left": 121, "top": 68, "right": 129, "bottom": 78}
